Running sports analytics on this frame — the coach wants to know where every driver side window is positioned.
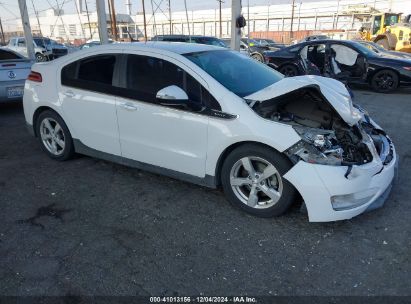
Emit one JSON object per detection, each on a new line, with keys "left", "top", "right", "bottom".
{"left": 123, "top": 54, "right": 221, "bottom": 111}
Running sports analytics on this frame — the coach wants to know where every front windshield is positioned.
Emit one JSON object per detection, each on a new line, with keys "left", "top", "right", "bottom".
{"left": 184, "top": 50, "right": 283, "bottom": 97}
{"left": 349, "top": 42, "right": 376, "bottom": 57}
{"left": 384, "top": 14, "right": 399, "bottom": 26}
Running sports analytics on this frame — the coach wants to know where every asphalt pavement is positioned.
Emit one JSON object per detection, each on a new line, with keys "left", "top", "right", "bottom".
{"left": 0, "top": 87, "right": 410, "bottom": 296}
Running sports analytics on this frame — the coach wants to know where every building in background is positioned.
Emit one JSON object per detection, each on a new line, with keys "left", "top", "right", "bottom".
{"left": 2, "top": 0, "right": 410, "bottom": 44}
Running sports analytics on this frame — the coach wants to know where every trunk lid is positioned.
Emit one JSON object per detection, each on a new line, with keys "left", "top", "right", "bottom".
{"left": 0, "top": 59, "right": 33, "bottom": 81}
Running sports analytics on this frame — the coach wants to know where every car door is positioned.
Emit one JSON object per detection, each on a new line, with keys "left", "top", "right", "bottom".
{"left": 58, "top": 52, "right": 122, "bottom": 156}
{"left": 329, "top": 43, "right": 367, "bottom": 80}
{"left": 115, "top": 53, "right": 209, "bottom": 177}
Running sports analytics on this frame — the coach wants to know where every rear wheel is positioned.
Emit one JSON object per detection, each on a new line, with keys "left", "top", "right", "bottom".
{"left": 251, "top": 53, "right": 264, "bottom": 62}
{"left": 371, "top": 70, "right": 399, "bottom": 93}
{"left": 36, "top": 110, "right": 74, "bottom": 161}
{"left": 279, "top": 64, "right": 299, "bottom": 77}
{"left": 221, "top": 144, "right": 297, "bottom": 217}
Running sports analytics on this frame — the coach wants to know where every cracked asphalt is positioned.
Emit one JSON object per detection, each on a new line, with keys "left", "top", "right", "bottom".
{"left": 0, "top": 87, "right": 410, "bottom": 296}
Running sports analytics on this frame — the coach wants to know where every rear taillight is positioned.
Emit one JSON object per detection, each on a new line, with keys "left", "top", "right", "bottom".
{"left": 27, "top": 71, "right": 42, "bottom": 82}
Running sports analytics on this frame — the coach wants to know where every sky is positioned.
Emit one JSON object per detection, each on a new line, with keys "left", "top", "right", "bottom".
{"left": 0, "top": 0, "right": 319, "bottom": 26}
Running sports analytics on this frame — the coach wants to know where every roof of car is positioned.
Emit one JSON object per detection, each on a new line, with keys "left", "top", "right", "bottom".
{"left": 94, "top": 41, "right": 225, "bottom": 54}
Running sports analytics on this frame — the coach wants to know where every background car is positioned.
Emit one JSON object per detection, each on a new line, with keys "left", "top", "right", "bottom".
{"left": 152, "top": 35, "right": 227, "bottom": 48}
{"left": 265, "top": 39, "right": 411, "bottom": 92}
{"left": 80, "top": 39, "right": 115, "bottom": 50}
{"left": 299, "top": 34, "right": 329, "bottom": 42}
{"left": 7, "top": 37, "right": 68, "bottom": 62}
{"left": 0, "top": 48, "right": 32, "bottom": 102}
{"left": 240, "top": 38, "right": 271, "bottom": 62}
{"left": 252, "top": 38, "right": 287, "bottom": 50}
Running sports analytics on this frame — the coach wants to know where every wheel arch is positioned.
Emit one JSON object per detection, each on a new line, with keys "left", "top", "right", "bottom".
{"left": 32, "top": 106, "right": 63, "bottom": 137}
{"left": 214, "top": 141, "right": 288, "bottom": 187}
{"left": 367, "top": 67, "right": 400, "bottom": 84}
{"left": 277, "top": 62, "right": 300, "bottom": 75}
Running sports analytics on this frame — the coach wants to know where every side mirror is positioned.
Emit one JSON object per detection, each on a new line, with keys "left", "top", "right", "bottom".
{"left": 156, "top": 85, "right": 189, "bottom": 107}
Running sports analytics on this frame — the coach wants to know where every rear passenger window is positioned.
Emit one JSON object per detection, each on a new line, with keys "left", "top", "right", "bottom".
{"left": 61, "top": 55, "right": 117, "bottom": 94}
{"left": 78, "top": 55, "right": 115, "bottom": 84}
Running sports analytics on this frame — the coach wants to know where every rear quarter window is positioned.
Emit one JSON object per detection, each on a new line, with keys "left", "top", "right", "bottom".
{"left": 61, "top": 54, "right": 117, "bottom": 94}
{"left": 0, "top": 49, "right": 21, "bottom": 60}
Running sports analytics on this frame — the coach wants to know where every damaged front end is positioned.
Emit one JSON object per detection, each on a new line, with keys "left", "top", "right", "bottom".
{"left": 245, "top": 76, "right": 397, "bottom": 221}
{"left": 248, "top": 85, "right": 392, "bottom": 169}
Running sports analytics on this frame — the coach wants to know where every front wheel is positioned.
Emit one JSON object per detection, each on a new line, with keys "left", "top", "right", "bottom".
{"left": 371, "top": 70, "right": 399, "bottom": 93}
{"left": 36, "top": 110, "right": 75, "bottom": 161}
{"left": 35, "top": 53, "right": 46, "bottom": 62}
{"left": 221, "top": 144, "right": 297, "bottom": 217}
{"left": 251, "top": 53, "right": 264, "bottom": 62}
{"left": 279, "top": 64, "right": 299, "bottom": 77}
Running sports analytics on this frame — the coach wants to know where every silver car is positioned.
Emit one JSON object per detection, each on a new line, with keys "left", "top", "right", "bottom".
{"left": 0, "top": 48, "right": 32, "bottom": 102}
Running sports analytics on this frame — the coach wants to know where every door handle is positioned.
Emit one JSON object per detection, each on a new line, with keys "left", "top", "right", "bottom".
{"left": 63, "top": 90, "right": 75, "bottom": 98}
{"left": 119, "top": 102, "right": 137, "bottom": 111}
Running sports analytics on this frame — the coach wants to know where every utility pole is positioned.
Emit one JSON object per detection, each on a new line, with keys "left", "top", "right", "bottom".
{"left": 230, "top": 0, "right": 241, "bottom": 51}
{"left": 266, "top": 0, "right": 270, "bottom": 33}
{"left": 290, "top": 0, "right": 295, "bottom": 41}
{"left": 247, "top": 0, "right": 250, "bottom": 38}
{"left": 0, "top": 18, "right": 5, "bottom": 46}
{"left": 217, "top": 0, "right": 223, "bottom": 38}
{"left": 84, "top": 0, "right": 93, "bottom": 39}
{"left": 18, "top": 0, "right": 35, "bottom": 60}
{"left": 168, "top": 0, "right": 172, "bottom": 34}
{"left": 96, "top": 0, "right": 109, "bottom": 44}
{"left": 109, "top": 0, "right": 118, "bottom": 40}
{"left": 142, "top": 0, "right": 148, "bottom": 41}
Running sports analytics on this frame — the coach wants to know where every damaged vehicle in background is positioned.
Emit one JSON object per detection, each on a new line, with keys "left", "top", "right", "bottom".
{"left": 23, "top": 43, "right": 397, "bottom": 222}
{"left": 7, "top": 37, "right": 68, "bottom": 62}
{"left": 264, "top": 39, "right": 411, "bottom": 92}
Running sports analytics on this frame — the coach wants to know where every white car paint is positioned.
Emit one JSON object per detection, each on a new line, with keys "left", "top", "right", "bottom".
{"left": 23, "top": 42, "right": 396, "bottom": 222}
{"left": 245, "top": 75, "right": 362, "bottom": 126}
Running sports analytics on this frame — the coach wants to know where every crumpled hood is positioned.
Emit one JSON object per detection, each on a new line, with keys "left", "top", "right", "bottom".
{"left": 245, "top": 75, "right": 362, "bottom": 126}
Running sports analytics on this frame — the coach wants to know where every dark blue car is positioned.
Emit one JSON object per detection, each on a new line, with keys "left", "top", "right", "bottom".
{"left": 264, "top": 39, "right": 411, "bottom": 93}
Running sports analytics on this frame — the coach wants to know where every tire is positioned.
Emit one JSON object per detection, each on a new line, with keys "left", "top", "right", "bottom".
{"left": 36, "top": 110, "right": 75, "bottom": 161}
{"left": 375, "top": 38, "right": 390, "bottom": 50}
{"left": 221, "top": 144, "right": 297, "bottom": 217}
{"left": 35, "top": 53, "right": 46, "bottom": 62}
{"left": 279, "top": 64, "right": 299, "bottom": 77}
{"left": 371, "top": 69, "right": 399, "bottom": 93}
{"left": 251, "top": 53, "right": 264, "bottom": 62}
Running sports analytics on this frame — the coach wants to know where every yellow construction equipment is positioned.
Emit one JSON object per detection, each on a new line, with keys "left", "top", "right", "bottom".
{"left": 362, "top": 13, "right": 411, "bottom": 53}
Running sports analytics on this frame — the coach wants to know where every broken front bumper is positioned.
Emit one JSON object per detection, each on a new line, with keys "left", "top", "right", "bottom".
{"left": 284, "top": 145, "right": 398, "bottom": 222}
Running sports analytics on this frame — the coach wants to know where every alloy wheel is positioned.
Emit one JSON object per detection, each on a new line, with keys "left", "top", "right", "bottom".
{"left": 229, "top": 156, "right": 283, "bottom": 209}
{"left": 375, "top": 72, "right": 394, "bottom": 90}
{"left": 39, "top": 118, "right": 65, "bottom": 156}
{"left": 281, "top": 66, "right": 297, "bottom": 77}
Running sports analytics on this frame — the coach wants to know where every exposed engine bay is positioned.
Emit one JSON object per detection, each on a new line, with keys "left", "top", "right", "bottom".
{"left": 249, "top": 86, "right": 381, "bottom": 166}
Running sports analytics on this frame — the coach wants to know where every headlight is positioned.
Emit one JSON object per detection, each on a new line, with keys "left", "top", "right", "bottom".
{"left": 286, "top": 126, "right": 344, "bottom": 166}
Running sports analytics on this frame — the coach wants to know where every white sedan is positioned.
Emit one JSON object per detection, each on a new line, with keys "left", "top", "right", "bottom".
{"left": 23, "top": 42, "right": 397, "bottom": 222}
